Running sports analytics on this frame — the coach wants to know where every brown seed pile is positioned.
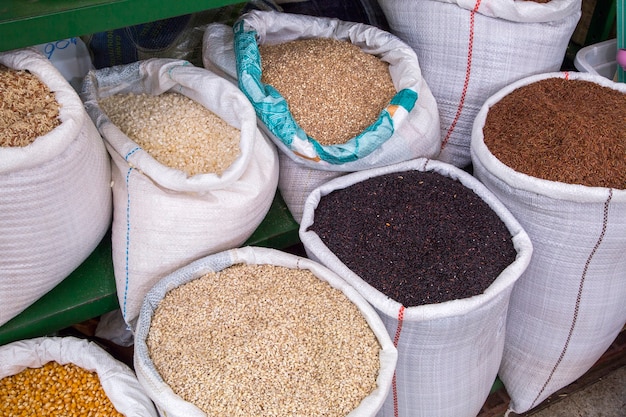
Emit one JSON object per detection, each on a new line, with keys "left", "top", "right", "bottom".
{"left": 0, "top": 65, "right": 60, "bottom": 147}
{"left": 0, "top": 361, "right": 123, "bottom": 417}
{"left": 259, "top": 37, "right": 396, "bottom": 145}
{"left": 99, "top": 92, "right": 241, "bottom": 176}
{"left": 147, "top": 263, "right": 381, "bottom": 417}
{"left": 483, "top": 78, "right": 626, "bottom": 189}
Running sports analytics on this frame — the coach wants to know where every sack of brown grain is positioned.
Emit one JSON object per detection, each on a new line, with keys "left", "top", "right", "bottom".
{"left": 203, "top": 10, "right": 441, "bottom": 223}
{"left": 470, "top": 71, "right": 626, "bottom": 414}
{"left": 81, "top": 58, "right": 279, "bottom": 329}
{"left": 0, "top": 336, "right": 158, "bottom": 416}
{"left": 378, "top": 0, "right": 582, "bottom": 168}
{"left": 0, "top": 48, "right": 112, "bottom": 327}
{"left": 134, "top": 246, "right": 397, "bottom": 417}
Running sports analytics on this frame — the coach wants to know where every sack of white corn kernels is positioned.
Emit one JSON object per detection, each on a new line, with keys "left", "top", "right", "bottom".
{"left": 377, "top": 0, "right": 582, "bottom": 168}
{"left": 134, "top": 246, "right": 398, "bottom": 417}
{"left": 203, "top": 10, "right": 441, "bottom": 223}
{"left": 0, "top": 336, "right": 158, "bottom": 416}
{"left": 0, "top": 48, "right": 112, "bottom": 327}
{"left": 299, "top": 158, "right": 533, "bottom": 417}
{"left": 80, "top": 58, "right": 279, "bottom": 328}
{"left": 470, "top": 71, "right": 626, "bottom": 414}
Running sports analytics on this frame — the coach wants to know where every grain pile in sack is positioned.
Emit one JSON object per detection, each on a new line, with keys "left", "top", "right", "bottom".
{"left": 0, "top": 48, "right": 112, "bottom": 327}
{"left": 0, "top": 336, "right": 158, "bottom": 416}
{"left": 470, "top": 71, "right": 626, "bottom": 415}
{"left": 299, "top": 158, "right": 533, "bottom": 417}
{"left": 202, "top": 10, "right": 441, "bottom": 222}
{"left": 80, "top": 58, "right": 279, "bottom": 328}
{"left": 134, "top": 246, "right": 397, "bottom": 417}
{"left": 378, "top": 0, "right": 582, "bottom": 168}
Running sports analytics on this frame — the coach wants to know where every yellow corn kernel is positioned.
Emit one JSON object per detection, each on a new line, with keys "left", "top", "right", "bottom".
{"left": 0, "top": 361, "right": 124, "bottom": 416}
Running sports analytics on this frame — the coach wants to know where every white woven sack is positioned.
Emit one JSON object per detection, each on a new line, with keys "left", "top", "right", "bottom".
{"left": 203, "top": 11, "right": 441, "bottom": 222}
{"left": 0, "top": 48, "right": 112, "bottom": 327}
{"left": 134, "top": 246, "right": 398, "bottom": 417}
{"left": 81, "top": 59, "right": 279, "bottom": 328}
{"left": 470, "top": 71, "right": 626, "bottom": 415}
{"left": 378, "top": 0, "right": 581, "bottom": 168}
{"left": 299, "top": 158, "right": 533, "bottom": 417}
{"left": 0, "top": 336, "right": 158, "bottom": 416}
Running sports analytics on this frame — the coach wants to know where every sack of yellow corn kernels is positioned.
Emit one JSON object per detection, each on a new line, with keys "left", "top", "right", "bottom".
{"left": 0, "top": 48, "right": 112, "bottom": 327}
{"left": 203, "top": 10, "right": 441, "bottom": 223}
{"left": 134, "top": 246, "right": 397, "bottom": 417}
{"left": 80, "top": 58, "right": 279, "bottom": 328}
{"left": 0, "top": 336, "right": 158, "bottom": 416}
{"left": 378, "top": 0, "right": 582, "bottom": 168}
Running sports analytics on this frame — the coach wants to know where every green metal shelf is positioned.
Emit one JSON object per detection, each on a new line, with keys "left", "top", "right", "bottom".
{"left": 0, "top": 191, "right": 300, "bottom": 346}
{"left": 0, "top": 0, "right": 243, "bottom": 52}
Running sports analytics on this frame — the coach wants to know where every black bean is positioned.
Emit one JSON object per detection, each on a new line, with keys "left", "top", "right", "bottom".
{"left": 309, "top": 170, "right": 517, "bottom": 306}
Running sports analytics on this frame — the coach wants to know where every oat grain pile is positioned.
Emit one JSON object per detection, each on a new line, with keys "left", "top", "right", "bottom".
{"left": 259, "top": 37, "right": 396, "bottom": 145}
{"left": 99, "top": 92, "right": 240, "bottom": 176}
{"left": 147, "top": 263, "right": 381, "bottom": 417}
{"left": 483, "top": 78, "right": 626, "bottom": 189}
{"left": 0, "top": 65, "right": 60, "bottom": 147}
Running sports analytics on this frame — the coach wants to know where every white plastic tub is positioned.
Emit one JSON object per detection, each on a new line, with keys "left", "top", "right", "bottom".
{"left": 574, "top": 38, "right": 617, "bottom": 79}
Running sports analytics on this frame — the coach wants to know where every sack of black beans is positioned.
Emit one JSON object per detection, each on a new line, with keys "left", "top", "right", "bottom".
{"left": 377, "top": 0, "right": 581, "bottom": 168}
{"left": 299, "top": 158, "right": 533, "bottom": 417}
{"left": 203, "top": 10, "right": 441, "bottom": 222}
{"left": 134, "top": 246, "right": 398, "bottom": 417}
{"left": 470, "top": 71, "right": 626, "bottom": 415}
{"left": 81, "top": 58, "right": 279, "bottom": 328}
{"left": 0, "top": 48, "right": 112, "bottom": 327}
{"left": 0, "top": 336, "right": 158, "bottom": 416}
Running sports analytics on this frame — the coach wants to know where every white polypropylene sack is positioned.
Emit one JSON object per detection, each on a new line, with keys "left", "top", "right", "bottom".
{"left": 0, "top": 48, "right": 112, "bottom": 327}
{"left": 378, "top": 0, "right": 581, "bottom": 168}
{"left": 0, "top": 336, "right": 158, "bottom": 416}
{"left": 203, "top": 10, "right": 441, "bottom": 222}
{"left": 134, "top": 246, "right": 398, "bottom": 417}
{"left": 81, "top": 59, "right": 279, "bottom": 328}
{"left": 299, "top": 158, "right": 533, "bottom": 417}
{"left": 470, "top": 71, "right": 626, "bottom": 415}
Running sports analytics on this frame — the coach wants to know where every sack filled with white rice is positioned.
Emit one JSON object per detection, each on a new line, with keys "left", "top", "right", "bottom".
{"left": 134, "top": 246, "right": 397, "bottom": 417}
{"left": 81, "top": 58, "right": 279, "bottom": 328}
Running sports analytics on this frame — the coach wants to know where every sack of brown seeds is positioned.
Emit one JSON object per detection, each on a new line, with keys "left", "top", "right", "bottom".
{"left": 0, "top": 48, "right": 112, "bottom": 327}
{"left": 203, "top": 10, "right": 441, "bottom": 222}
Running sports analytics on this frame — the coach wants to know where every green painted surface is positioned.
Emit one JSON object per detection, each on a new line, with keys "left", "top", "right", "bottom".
{"left": 0, "top": 0, "right": 243, "bottom": 52}
{"left": 0, "top": 232, "right": 117, "bottom": 346}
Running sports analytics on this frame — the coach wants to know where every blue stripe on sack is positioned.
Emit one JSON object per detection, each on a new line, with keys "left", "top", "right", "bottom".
{"left": 125, "top": 146, "right": 141, "bottom": 160}
{"left": 122, "top": 146, "right": 140, "bottom": 322}
{"left": 122, "top": 166, "right": 134, "bottom": 322}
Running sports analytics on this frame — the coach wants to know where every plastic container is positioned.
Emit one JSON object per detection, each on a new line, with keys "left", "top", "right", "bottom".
{"left": 574, "top": 38, "right": 617, "bottom": 79}
{"left": 35, "top": 37, "right": 93, "bottom": 91}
